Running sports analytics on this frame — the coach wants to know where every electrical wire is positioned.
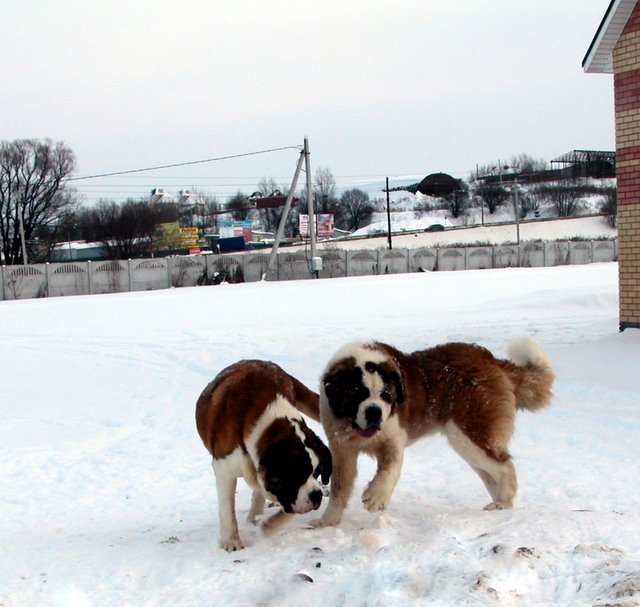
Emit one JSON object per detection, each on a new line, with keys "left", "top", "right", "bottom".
{"left": 65, "top": 145, "right": 302, "bottom": 182}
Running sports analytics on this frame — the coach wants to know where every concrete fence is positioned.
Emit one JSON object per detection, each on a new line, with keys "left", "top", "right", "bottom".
{"left": 0, "top": 239, "right": 618, "bottom": 301}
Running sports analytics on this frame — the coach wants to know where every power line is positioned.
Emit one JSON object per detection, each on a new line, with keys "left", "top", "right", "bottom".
{"left": 65, "top": 145, "right": 302, "bottom": 182}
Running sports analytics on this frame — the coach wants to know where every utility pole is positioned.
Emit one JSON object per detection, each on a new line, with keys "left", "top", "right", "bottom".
{"left": 476, "top": 163, "right": 484, "bottom": 226}
{"left": 265, "top": 149, "right": 306, "bottom": 279}
{"left": 386, "top": 177, "right": 392, "bottom": 249}
{"left": 514, "top": 178, "right": 520, "bottom": 246}
{"left": 304, "top": 137, "right": 320, "bottom": 277}
{"left": 265, "top": 138, "right": 321, "bottom": 279}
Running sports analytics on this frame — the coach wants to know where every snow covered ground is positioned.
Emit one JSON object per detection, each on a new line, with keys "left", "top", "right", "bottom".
{"left": 2, "top": 261, "right": 639, "bottom": 606}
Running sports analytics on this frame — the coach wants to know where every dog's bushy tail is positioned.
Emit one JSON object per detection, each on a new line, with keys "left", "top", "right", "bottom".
{"left": 505, "top": 336, "right": 555, "bottom": 412}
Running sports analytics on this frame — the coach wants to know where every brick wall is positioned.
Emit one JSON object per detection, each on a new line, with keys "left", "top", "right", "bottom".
{"left": 614, "top": 1, "right": 640, "bottom": 329}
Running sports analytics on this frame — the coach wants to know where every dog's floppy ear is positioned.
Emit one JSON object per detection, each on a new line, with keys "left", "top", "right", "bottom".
{"left": 300, "top": 425, "right": 332, "bottom": 485}
{"left": 322, "top": 369, "right": 344, "bottom": 401}
{"left": 318, "top": 439, "right": 332, "bottom": 485}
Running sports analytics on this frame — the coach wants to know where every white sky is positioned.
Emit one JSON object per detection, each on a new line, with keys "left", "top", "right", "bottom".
{"left": 1, "top": 0, "right": 616, "bottom": 203}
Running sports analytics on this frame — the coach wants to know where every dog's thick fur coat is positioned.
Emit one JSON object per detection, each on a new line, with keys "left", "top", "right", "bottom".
{"left": 318, "top": 337, "right": 555, "bottom": 526}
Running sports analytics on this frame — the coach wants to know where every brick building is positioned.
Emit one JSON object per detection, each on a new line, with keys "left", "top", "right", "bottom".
{"left": 584, "top": 0, "right": 640, "bottom": 330}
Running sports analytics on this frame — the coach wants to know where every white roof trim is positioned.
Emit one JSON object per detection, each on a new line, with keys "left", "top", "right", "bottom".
{"left": 583, "top": 0, "right": 637, "bottom": 73}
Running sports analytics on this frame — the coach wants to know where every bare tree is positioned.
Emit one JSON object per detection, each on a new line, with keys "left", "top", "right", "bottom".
{"left": 517, "top": 190, "right": 539, "bottom": 219}
{"left": 313, "top": 166, "right": 338, "bottom": 213}
{"left": 441, "top": 182, "right": 470, "bottom": 219}
{"left": 509, "top": 153, "right": 548, "bottom": 174}
{"left": 338, "top": 188, "right": 374, "bottom": 231}
{"left": 226, "top": 192, "right": 251, "bottom": 220}
{"left": 200, "top": 195, "right": 221, "bottom": 234}
{"left": 536, "top": 182, "right": 584, "bottom": 217}
{"left": 599, "top": 186, "right": 617, "bottom": 228}
{"left": 86, "top": 199, "right": 159, "bottom": 259}
{"left": 475, "top": 182, "right": 509, "bottom": 214}
{"left": 254, "top": 177, "right": 295, "bottom": 235}
{"left": 0, "top": 139, "right": 77, "bottom": 264}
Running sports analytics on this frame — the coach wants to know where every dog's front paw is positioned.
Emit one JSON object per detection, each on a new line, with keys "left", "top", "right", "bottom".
{"left": 311, "top": 507, "right": 343, "bottom": 528}
{"left": 220, "top": 535, "right": 244, "bottom": 552}
{"left": 261, "top": 509, "right": 293, "bottom": 536}
{"left": 362, "top": 483, "right": 391, "bottom": 512}
{"left": 246, "top": 511, "right": 261, "bottom": 525}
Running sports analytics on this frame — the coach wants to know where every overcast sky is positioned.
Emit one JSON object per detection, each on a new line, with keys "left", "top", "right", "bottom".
{"left": 1, "top": 1, "right": 616, "bottom": 203}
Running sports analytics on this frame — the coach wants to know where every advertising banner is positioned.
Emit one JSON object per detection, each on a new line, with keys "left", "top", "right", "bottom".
{"left": 299, "top": 214, "right": 334, "bottom": 238}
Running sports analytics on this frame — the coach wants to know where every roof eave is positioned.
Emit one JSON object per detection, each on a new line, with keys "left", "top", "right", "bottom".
{"left": 583, "top": 0, "right": 636, "bottom": 74}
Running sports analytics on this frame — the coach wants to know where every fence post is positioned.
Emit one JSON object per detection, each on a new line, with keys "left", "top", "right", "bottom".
{"left": 1, "top": 265, "right": 5, "bottom": 301}
{"left": 45, "top": 262, "right": 51, "bottom": 298}
{"left": 87, "top": 260, "right": 92, "bottom": 294}
{"left": 128, "top": 259, "right": 133, "bottom": 291}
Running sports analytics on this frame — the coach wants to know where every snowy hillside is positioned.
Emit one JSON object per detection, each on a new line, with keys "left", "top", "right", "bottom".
{"left": 343, "top": 178, "right": 615, "bottom": 245}
{"left": 1, "top": 260, "right": 639, "bottom": 606}
{"left": 328, "top": 215, "right": 616, "bottom": 251}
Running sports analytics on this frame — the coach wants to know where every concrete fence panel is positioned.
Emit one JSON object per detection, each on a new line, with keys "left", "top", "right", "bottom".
{"left": 277, "top": 252, "right": 310, "bottom": 281}
{"left": 438, "top": 248, "right": 466, "bottom": 271}
{"left": 242, "top": 254, "right": 270, "bottom": 282}
{"left": 409, "top": 248, "right": 437, "bottom": 272}
{"left": 206, "top": 254, "right": 245, "bottom": 283}
{"left": 90, "top": 260, "right": 129, "bottom": 294}
{"left": 378, "top": 249, "right": 409, "bottom": 274}
{"left": 569, "top": 241, "right": 593, "bottom": 265}
{"left": 130, "top": 259, "right": 170, "bottom": 292}
{"left": 2, "top": 265, "right": 47, "bottom": 300}
{"left": 520, "top": 243, "right": 545, "bottom": 268}
{"left": 593, "top": 240, "right": 617, "bottom": 263}
{"left": 347, "top": 250, "right": 378, "bottom": 276}
{"left": 319, "top": 251, "right": 347, "bottom": 279}
{"left": 49, "top": 263, "right": 90, "bottom": 297}
{"left": 466, "top": 247, "right": 493, "bottom": 270}
{"left": 169, "top": 256, "right": 206, "bottom": 288}
{"left": 545, "top": 242, "right": 570, "bottom": 266}
{"left": 494, "top": 246, "right": 519, "bottom": 269}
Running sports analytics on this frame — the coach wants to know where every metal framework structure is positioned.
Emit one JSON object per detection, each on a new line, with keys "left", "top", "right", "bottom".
{"left": 550, "top": 150, "right": 616, "bottom": 179}
{"left": 550, "top": 149, "right": 616, "bottom": 166}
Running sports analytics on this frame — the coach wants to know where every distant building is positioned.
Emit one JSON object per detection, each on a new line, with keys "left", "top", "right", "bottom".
{"left": 584, "top": 0, "right": 640, "bottom": 330}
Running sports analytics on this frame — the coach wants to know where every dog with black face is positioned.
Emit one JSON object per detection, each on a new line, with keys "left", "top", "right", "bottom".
{"left": 196, "top": 360, "right": 332, "bottom": 551}
{"left": 317, "top": 337, "right": 554, "bottom": 527}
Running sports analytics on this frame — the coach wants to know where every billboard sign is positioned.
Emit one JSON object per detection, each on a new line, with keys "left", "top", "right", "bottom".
{"left": 299, "top": 214, "right": 334, "bottom": 238}
{"left": 219, "top": 220, "right": 253, "bottom": 242}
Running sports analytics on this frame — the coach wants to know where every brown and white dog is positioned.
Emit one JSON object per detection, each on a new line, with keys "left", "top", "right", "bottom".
{"left": 317, "top": 337, "right": 554, "bottom": 527}
{"left": 196, "top": 360, "right": 332, "bottom": 551}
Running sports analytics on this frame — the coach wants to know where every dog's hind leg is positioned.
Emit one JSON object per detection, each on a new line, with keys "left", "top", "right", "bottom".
{"left": 471, "top": 465, "right": 499, "bottom": 501}
{"left": 443, "top": 421, "right": 518, "bottom": 510}
{"left": 481, "top": 459, "right": 517, "bottom": 511}
{"left": 470, "top": 461, "right": 517, "bottom": 510}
